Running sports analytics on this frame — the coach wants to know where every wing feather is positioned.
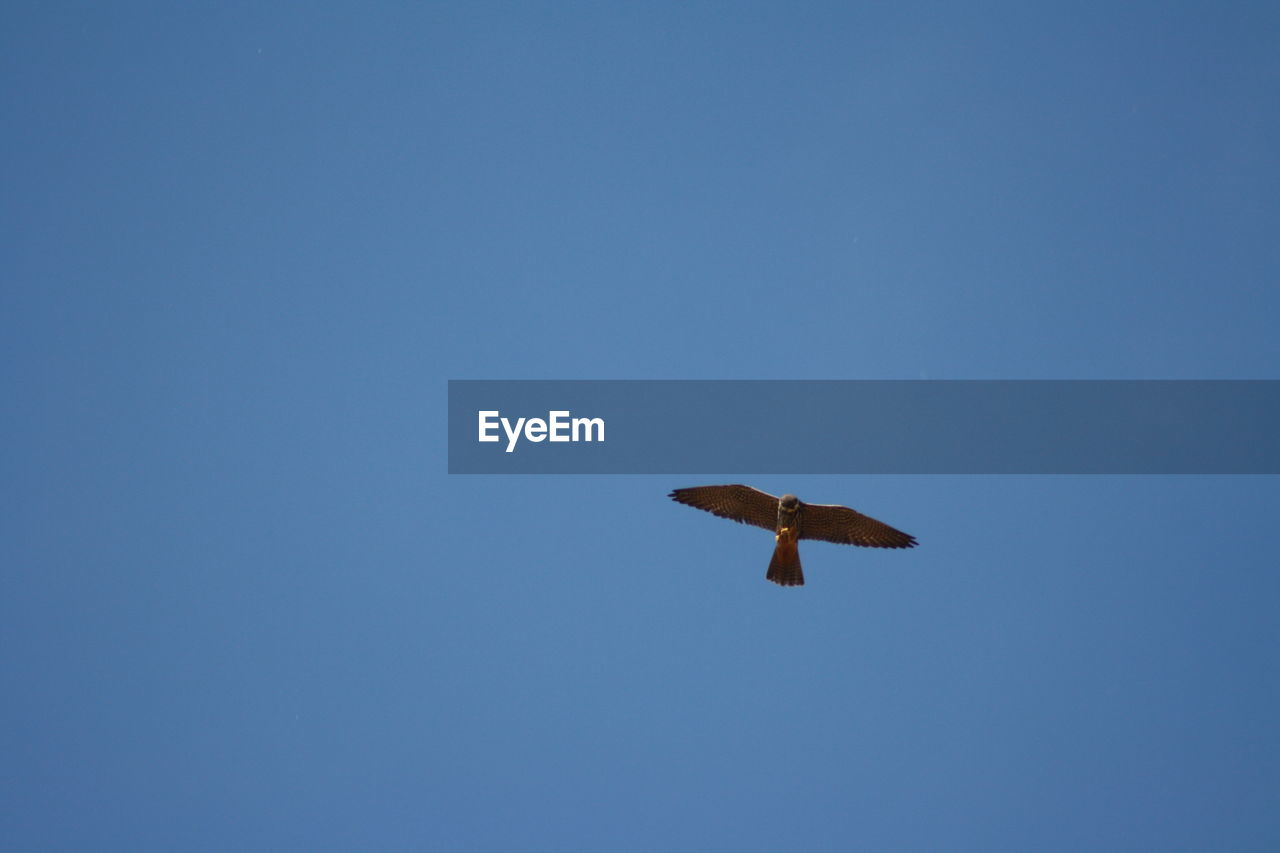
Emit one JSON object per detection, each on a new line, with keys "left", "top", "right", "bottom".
{"left": 668, "top": 485, "right": 779, "bottom": 531}
{"left": 799, "top": 502, "right": 917, "bottom": 548}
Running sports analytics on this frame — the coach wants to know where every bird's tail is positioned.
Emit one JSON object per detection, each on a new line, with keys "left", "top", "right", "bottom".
{"left": 767, "top": 538, "right": 804, "bottom": 587}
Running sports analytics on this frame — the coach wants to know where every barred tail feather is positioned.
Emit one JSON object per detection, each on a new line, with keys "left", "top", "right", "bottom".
{"left": 767, "top": 540, "right": 804, "bottom": 587}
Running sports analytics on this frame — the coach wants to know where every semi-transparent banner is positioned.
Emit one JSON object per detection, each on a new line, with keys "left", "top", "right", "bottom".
{"left": 447, "top": 380, "right": 1280, "bottom": 474}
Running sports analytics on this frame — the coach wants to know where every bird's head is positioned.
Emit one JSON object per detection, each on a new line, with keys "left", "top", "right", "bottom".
{"left": 780, "top": 494, "right": 800, "bottom": 509}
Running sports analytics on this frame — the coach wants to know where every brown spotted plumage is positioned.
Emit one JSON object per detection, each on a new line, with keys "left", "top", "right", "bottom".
{"left": 669, "top": 485, "right": 916, "bottom": 587}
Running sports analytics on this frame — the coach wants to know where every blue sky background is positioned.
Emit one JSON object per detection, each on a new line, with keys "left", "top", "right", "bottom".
{"left": 4, "top": 3, "right": 1278, "bottom": 850}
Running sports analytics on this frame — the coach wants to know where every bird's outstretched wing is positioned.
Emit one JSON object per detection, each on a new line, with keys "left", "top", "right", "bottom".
{"left": 799, "top": 503, "right": 917, "bottom": 548}
{"left": 668, "top": 485, "right": 779, "bottom": 531}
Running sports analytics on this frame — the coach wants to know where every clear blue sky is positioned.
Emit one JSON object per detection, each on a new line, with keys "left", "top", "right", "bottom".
{"left": 4, "top": 4, "right": 1278, "bottom": 850}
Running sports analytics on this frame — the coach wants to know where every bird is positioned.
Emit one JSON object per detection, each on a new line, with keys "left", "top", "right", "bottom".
{"left": 668, "top": 484, "right": 917, "bottom": 587}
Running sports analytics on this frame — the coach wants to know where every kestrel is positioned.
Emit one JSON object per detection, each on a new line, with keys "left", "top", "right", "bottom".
{"left": 668, "top": 484, "right": 917, "bottom": 587}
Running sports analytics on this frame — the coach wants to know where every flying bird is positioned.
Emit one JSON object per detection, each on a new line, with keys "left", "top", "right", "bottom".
{"left": 668, "top": 484, "right": 917, "bottom": 587}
